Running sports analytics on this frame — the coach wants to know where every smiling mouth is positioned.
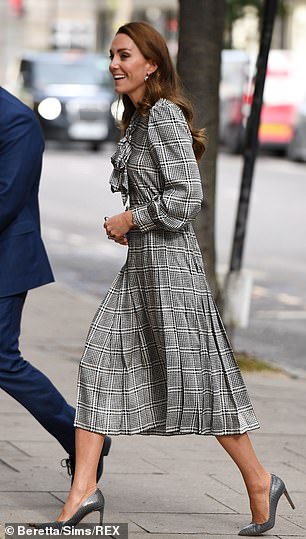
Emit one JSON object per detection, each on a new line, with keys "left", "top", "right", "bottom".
{"left": 113, "top": 75, "right": 126, "bottom": 80}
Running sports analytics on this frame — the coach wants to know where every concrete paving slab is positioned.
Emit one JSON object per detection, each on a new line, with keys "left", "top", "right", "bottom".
{"left": 1, "top": 469, "right": 69, "bottom": 492}
{"left": 202, "top": 482, "right": 304, "bottom": 518}
{"left": 101, "top": 472, "right": 238, "bottom": 514}
{"left": 111, "top": 433, "right": 225, "bottom": 458}
{"left": 1, "top": 284, "right": 306, "bottom": 536}
{"left": 125, "top": 533, "right": 276, "bottom": 539}
{"left": 149, "top": 458, "right": 237, "bottom": 477}
{"left": 26, "top": 494, "right": 148, "bottom": 533}
{"left": 124, "top": 535, "right": 279, "bottom": 539}
{"left": 105, "top": 455, "right": 167, "bottom": 475}
{"left": 245, "top": 434, "right": 306, "bottom": 460}
{"left": 0, "top": 468, "right": 20, "bottom": 484}
{"left": 0, "top": 442, "right": 32, "bottom": 460}
{"left": 281, "top": 514, "right": 306, "bottom": 531}
{"left": 10, "top": 441, "right": 64, "bottom": 459}
{"left": 0, "top": 397, "right": 25, "bottom": 413}
{"left": 0, "top": 414, "right": 51, "bottom": 443}
{"left": 0, "top": 492, "right": 61, "bottom": 522}
{"left": 120, "top": 512, "right": 303, "bottom": 535}
{"left": 282, "top": 460, "right": 306, "bottom": 475}
{"left": 71, "top": 514, "right": 145, "bottom": 534}
{"left": 275, "top": 491, "right": 306, "bottom": 517}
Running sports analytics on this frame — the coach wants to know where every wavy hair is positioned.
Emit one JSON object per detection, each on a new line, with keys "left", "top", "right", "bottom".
{"left": 115, "top": 21, "right": 206, "bottom": 161}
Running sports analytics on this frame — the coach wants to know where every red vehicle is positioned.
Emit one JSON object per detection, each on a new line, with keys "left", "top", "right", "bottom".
{"left": 221, "top": 50, "right": 303, "bottom": 154}
{"left": 257, "top": 51, "right": 299, "bottom": 151}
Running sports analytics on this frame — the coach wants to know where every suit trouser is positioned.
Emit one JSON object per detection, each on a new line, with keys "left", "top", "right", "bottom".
{"left": 0, "top": 292, "right": 75, "bottom": 455}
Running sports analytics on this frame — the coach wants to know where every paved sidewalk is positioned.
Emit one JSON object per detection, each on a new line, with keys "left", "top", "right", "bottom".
{"left": 0, "top": 283, "right": 305, "bottom": 539}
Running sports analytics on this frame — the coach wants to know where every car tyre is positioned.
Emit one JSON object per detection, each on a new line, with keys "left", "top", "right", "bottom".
{"left": 90, "top": 141, "right": 102, "bottom": 152}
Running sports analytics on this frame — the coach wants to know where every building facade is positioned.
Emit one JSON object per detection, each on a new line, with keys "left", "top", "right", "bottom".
{"left": 1, "top": 0, "right": 306, "bottom": 84}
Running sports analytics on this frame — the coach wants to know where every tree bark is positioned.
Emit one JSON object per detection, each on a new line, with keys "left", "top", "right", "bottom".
{"left": 177, "top": 0, "right": 225, "bottom": 298}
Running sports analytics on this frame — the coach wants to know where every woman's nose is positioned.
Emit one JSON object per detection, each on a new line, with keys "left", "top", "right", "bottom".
{"left": 110, "top": 57, "right": 119, "bottom": 70}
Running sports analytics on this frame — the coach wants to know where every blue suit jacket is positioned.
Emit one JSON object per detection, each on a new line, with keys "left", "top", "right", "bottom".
{"left": 0, "top": 87, "right": 54, "bottom": 297}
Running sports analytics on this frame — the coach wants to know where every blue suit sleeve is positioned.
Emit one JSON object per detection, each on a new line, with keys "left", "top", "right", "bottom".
{"left": 0, "top": 111, "right": 44, "bottom": 232}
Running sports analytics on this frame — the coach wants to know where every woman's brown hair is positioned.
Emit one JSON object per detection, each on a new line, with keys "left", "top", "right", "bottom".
{"left": 115, "top": 21, "right": 206, "bottom": 161}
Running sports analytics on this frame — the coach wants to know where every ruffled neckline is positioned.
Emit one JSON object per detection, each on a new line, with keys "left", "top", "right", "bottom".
{"left": 109, "top": 110, "right": 140, "bottom": 205}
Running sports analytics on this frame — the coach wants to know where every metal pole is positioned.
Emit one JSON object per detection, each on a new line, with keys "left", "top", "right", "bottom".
{"left": 222, "top": 0, "right": 278, "bottom": 334}
{"left": 229, "top": 0, "right": 278, "bottom": 273}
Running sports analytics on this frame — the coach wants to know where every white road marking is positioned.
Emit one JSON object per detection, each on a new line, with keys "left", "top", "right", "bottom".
{"left": 256, "top": 310, "right": 306, "bottom": 320}
{"left": 252, "top": 287, "right": 305, "bottom": 308}
{"left": 43, "top": 230, "right": 306, "bottom": 310}
{"left": 42, "top": 226, "right": 124, "bottom": 259}
{"left": 276, "top": 293, "right": 304, "bottom": 306}
{"left": 252, "top": 286, "right": 270, "bottom": 298}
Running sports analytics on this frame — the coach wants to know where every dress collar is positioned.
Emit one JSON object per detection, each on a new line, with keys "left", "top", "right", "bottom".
{"left": 109, "top": 110, "right": 140, "bottom": 205}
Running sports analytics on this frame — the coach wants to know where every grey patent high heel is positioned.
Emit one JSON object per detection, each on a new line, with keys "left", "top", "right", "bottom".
{"left": 34, "top": 488, "right": 104, "bottom": 530}
{"left": 238, "top": 474, "right": 295, "bottom": 536}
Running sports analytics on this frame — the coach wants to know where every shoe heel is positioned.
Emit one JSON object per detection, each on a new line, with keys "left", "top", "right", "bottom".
{"left": 284, "top": 488, "right": 295, "bottom": 509}
{"left": 99, "top": 506, "right": 104, "bottom": 524}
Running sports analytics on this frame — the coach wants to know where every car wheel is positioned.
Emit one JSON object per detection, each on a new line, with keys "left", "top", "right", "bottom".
{"left": 90, "top": 142, "right": 101, "bottom": 152}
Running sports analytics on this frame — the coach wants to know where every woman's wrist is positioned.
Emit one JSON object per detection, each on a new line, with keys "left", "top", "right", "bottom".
{"left": 124, "top": 210, "right": 136, "bottom": 230}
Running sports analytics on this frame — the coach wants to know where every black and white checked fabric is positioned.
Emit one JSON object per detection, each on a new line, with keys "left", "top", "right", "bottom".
{"left": 74, "top": 99, "right": 259, "bottom": 436}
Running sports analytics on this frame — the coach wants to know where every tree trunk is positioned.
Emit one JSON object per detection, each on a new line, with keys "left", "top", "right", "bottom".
{"left": 177, "top": 0, "right": 225, "bottom": 298}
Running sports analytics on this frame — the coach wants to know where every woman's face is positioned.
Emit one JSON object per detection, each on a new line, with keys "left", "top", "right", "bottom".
{"left": 109, "top": 33, "right": 156, "bottom": 106}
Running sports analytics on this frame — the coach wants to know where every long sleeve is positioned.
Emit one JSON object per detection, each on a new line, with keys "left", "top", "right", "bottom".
{"left": 131, "top": 100, "right": 203, "bottom": 232}
{"left": 0, "top": 110, "right": 44, "bottom": 232}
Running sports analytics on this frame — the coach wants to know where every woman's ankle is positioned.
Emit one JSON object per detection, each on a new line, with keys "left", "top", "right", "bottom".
{"left": 246, "top": 471, "right": 271, "bottom": 497}
{"left": 70, "top": 482, "right": 97, "bottom": 499}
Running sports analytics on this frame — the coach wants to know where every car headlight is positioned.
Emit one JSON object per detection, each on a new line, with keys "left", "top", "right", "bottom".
{"left": 38, "top": 97, "right": 62, "bottom": 120}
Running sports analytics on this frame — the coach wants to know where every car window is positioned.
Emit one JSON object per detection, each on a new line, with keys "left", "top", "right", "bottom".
{"left": 31, "top": 57, "right": 112, "bottom": 89}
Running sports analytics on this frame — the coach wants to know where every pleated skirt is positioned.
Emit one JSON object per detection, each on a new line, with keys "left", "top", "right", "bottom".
{"left": 74, "top": 226, "right": 259, "bottom": 436}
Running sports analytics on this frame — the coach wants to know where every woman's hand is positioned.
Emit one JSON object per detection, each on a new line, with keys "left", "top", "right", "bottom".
{"left": 104, "top": 210, "right": 134, "bottom": 245}
{"left": 114, "top": 235, "right": 129, "bottom": 246}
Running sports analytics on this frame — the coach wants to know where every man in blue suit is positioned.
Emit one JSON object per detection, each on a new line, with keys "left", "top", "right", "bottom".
{"left": 0, "top": 87, "right": 110, "bottom": 479}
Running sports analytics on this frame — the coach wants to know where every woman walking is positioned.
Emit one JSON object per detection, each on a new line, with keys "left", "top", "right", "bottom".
{"left": 37, "top": 22, "right": 294, "bottom": 536}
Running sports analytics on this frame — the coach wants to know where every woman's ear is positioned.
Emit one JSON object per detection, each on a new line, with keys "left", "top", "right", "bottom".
{"left": 147, "top": 61, "right": 158, "bottom": 76}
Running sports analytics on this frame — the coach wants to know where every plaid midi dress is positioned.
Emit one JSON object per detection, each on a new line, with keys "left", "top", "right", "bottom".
{"left": 74, "top": 98, "right": 259, "bottom": 436}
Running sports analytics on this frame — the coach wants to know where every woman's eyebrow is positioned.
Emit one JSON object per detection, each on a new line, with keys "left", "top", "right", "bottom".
{"left": 109, "top": 48, "right": 132, "bottom": 53}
